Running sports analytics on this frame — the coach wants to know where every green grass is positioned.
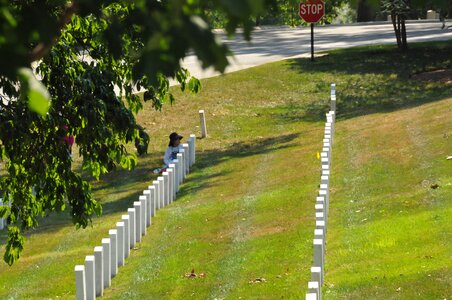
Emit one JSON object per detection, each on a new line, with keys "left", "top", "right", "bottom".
{"left": 0, "top": 41, "right": 451, "bottom": 299}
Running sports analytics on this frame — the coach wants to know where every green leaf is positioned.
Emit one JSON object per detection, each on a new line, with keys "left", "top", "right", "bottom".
{"left": 4, "top": 227, "right": 25, "bottom": 266}
{"left": 1, "top": 7, "right": 17, "bottom": 27}
{"left": 188, "top": 77, "right": 201, "bottom": 94}
{"left": 17, "top": 68, "right": 51, "bottom": 116}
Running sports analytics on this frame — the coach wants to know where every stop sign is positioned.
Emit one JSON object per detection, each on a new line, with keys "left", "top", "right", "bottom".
{"left": 299, "top": 0, "right": 325, "bottom": 23}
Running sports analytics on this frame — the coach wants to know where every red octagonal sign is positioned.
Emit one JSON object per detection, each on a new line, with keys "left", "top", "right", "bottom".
{"left": 299, "top": 0, "right": 325, "bottom": 23}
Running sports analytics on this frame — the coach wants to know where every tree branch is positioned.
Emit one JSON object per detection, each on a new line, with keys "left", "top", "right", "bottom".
{"left": 29, "top": 1, "right": 78, "bottom": 62}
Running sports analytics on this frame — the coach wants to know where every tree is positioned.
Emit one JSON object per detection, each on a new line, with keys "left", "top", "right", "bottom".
{"left": 0, "top": 0, "right": 275, "bottom": 265}
{"left": 382, "top": 0, "right": 410, "bottom": 51}
{"left": 382, "top": 0, "right": 452, "bottom": 51}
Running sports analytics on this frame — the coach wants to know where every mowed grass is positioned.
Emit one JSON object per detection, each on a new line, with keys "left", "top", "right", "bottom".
{"left": 326, "top": 99, "right": 452, "bottom": 299}
{"left": 0, "top": 41, "right": 451, "bottom": 299}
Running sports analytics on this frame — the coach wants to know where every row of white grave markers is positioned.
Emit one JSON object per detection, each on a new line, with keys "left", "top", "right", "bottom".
{"left": 75, "top": 134, "right": 197, "bottom": 300}
{"left": 306, "top": 83, "right": 336, "bottom": 300}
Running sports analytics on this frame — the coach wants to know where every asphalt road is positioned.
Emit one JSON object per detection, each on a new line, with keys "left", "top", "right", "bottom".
{"left": 179, "top": 20, "right": 452, "bottom": 81}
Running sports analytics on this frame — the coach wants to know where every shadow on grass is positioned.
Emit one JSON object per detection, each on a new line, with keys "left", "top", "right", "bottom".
{"left": 176, "top": 133, "right": 300, "bottom": 197}
{"left": 286, "top": 42, "right": 452, "bottom": 121}
{"left": 196, "top": 133, "right": 300, "bottom": 168}
{"left": 3, "top": 133, "right": 300, "bottom": 239}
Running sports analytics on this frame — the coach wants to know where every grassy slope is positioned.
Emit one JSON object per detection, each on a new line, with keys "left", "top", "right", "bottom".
{"left": 326, "top": 99, "right": 452, "bottom": 299}
{"left": 0, "top": 42, "right": 451, "bottom": 299}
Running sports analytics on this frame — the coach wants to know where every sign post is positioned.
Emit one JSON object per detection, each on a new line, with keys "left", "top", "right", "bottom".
{"left": 299, "top": 0, "right": 325, "bottom": 61}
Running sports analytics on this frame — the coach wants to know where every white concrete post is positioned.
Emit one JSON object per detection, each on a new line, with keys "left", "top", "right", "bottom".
{"left": 142, "top": 192, "right": 151, "bottom": 226}
{"left": 325, "top": 126, "right": 332, "bottom": 135}
{"left": 108, "top": 229, "right": 118, "bottom": 277}
{"left": 199, "top": 110, "right": 207, "bottom": 138}
{"left": 306, "top": 293, "right": 317, "bottom": 300}
{"left": 314, "top": 229, "right": 324, "bottom": 243}
{"left": 139, "top": 196, "right": 147, "bottom": 234}
{"left": 174, "top": 159, "right": 180, "bottom": 190}
{"left": 133, "top": 202, "right": 142, "bottom": 243}
{"left": 311, "top": 266, "right": 322, "bottom": 285}
{"left": 84, "top": 256, "right": 95, "bottom": 300}
{"left": 319, "top": 189, "right": 329, "bottom": 217}
{"left": 75, "top": 265, "right": 86, "bottom": 300}
{"left": 167, "top": 168, "right": 174, "bottom": 203}
{"left": 168, "top": 163, "right": 176, "bottom": 199}
{"left": 116, "top": 222, "right": 125, "bottom": 267}
{"left": 321, "top": 157, "right": 329, "bottom": 168}
{"left": 148, "top": 186, "right": 156, "bottom": 217}
{"left": 326, "top": 123, "right": 334, "bottom": 135}
{"left": 316, "top": 220, "right": 326, "bottom": 236}
{"left": 93, "top": 246, "right": 103, "bottom": 297}
{"left": 308, "top": 281, "right": 321, "bottom": 300}
{"left": 152, "top": 180, "right": 160, "bottom": 211}
{"left": 121, "top": 215, "right": 130, "bottom": 257}
{"left": 101, "top": 238, "right": 111, "bottom": 288}
{"left": 313, "top": 239, "right": 324, "bottom": 282}
{"left": 190, "top": 134, "right": 196, "bottom": 164}
{"left": 176, "top": 154, "right": 182, "bottom": 184}
{"left": 157, "top": 176, "right": 164, "bottom": 208}
{"left": 178, "top": 151, "right": 186, "bottom": 181}
{"left": 127, "top": 208, "right": 136, "bottom": 248}
{"left": 315, "top": 212, "right": 324, "bottom": 221}
{"left": 315, "top": 204, "right": 324, "bottom": 215}
{"left": 182, "top": 144, "right": 190, "bottom": 174}
{"left": 326, "top": 118, "right": 333, "bottom": 125}
{"left": 162, "top": 172, "right": 169, "bottom": 206}
{"left": 329, "top": 111, "right": 336, "bottom": 122}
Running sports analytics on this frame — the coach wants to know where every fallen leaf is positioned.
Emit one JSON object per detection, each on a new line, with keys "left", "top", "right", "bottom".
{"left": 185, "top": 268, "right": 197, "bottom": 278}
{"left": 184, "top": 269, "right": 206, "bottom": 279}
{"left": 249, "top": 278, "right": 266, "bottom": 284}
{"left": 396, "top": 287, "right": 401, "bottom": 292}
{"left": 430, "top": 183, "right": 439, "bottom": 189}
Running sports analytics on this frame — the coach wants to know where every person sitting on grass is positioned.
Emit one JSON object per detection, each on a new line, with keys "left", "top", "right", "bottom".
{"left": 153, "top": 132, "right": 183, "bottom": 174}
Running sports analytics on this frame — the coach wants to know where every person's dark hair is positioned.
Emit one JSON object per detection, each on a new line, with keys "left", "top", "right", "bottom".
{"left": 168, "top": 132, "right": 183, "bottom": 147}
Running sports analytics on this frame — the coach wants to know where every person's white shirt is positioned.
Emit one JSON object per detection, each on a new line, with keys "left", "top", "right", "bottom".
{"left": 163, "top": 145, "right": 183, "bottom": 166}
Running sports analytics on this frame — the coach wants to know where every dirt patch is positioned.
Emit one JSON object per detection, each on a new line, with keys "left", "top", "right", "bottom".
{"left": 412, "top": 68, "right": 452, "bottom": 84}
{"left": 249, "top": 225, "right": 286, "bottom": 239}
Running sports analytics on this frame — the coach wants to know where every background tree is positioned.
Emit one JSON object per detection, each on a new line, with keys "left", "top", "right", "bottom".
{"left": 382, "top": 0, "right": 451, "bottom": 51}
{"left": 0, "top": 0, "right": 275, "bottom": 265}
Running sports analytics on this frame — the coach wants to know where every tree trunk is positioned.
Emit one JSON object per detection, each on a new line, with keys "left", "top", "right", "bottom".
{"left": 391, "top": 13, "right": 402, "bottom": 49}
{"left": 400, "top": 16, "right": 408, "bottom": 51}
{"left": 255, "top": 15, "right": 261, "bottom": 26}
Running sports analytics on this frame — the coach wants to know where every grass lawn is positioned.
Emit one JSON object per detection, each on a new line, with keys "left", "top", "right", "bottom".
{"left": 0, "top": 41, "right": 451, "bottom": 299}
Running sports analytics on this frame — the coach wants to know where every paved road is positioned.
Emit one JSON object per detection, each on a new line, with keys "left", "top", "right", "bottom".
{"left": 180, "top": 20, "right": 452, "bottom": 81}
